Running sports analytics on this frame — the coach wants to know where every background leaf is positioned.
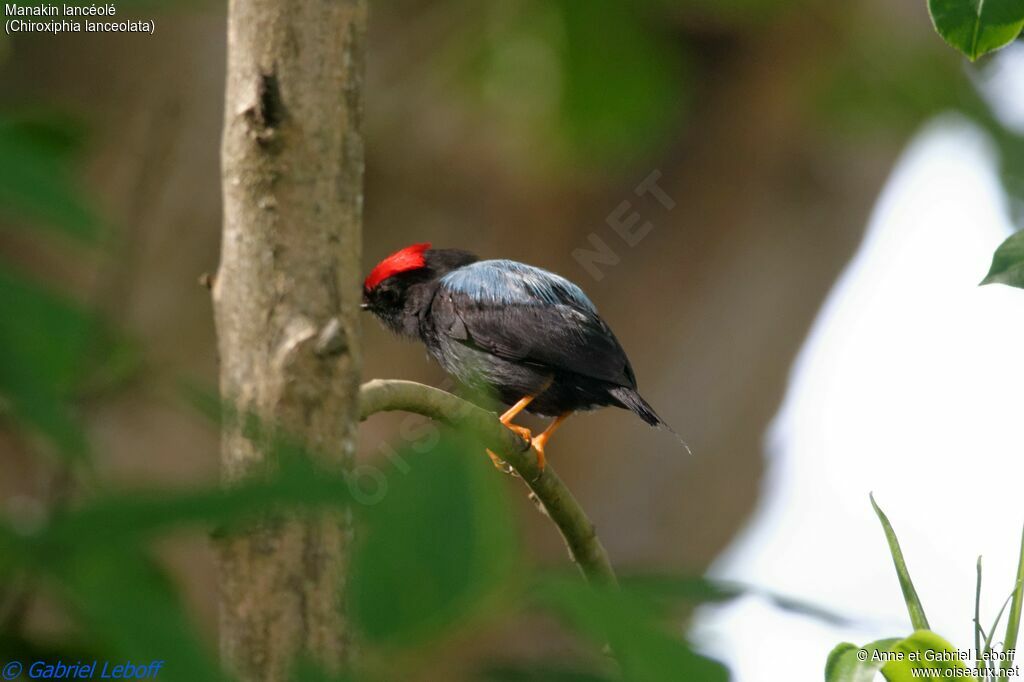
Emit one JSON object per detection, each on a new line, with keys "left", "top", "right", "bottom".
{"left": 553, "top": 0, "right": 686, "bottom": 162}
{"left": 0, "top": 267, "right": 100, "bottom": 458}
{"left": 0, "top": 116, "right": 101, "bottom": 241}
{"left": 1, "top": 449, "right": 353, "bottom": 565}
{"left": 0, "top": 445, "right": 356, "bottom": 682}
{"left": 57, "top": 549, "right": 226, "bottom": 682}
{"left": 618, "top": 574, "right": 853, "bottom": 625}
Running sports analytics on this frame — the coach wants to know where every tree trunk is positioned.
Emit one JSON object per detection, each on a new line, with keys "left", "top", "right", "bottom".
{"left": 213, "top": 0, "right": 366, "bottom": 678}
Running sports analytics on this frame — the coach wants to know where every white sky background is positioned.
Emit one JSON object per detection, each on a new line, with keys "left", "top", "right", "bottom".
{"left": 692, "top": 46, "right": 1024, "bottom": 681}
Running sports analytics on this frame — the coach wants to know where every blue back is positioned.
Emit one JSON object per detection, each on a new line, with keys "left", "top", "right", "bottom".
{"left": 440, "top": 259, "right": 597, "bottom": 313}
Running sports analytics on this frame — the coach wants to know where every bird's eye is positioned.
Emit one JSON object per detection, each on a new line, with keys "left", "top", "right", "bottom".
{"left": 377, "top": 285, "right": 400, "bottom": 305}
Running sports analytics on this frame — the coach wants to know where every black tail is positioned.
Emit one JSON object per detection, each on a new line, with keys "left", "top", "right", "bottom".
{"left": 609, "top": 387, "right": 691, "bottom": 453}
{"left": 610, "top": 386, "right": 666, "bottom": 427}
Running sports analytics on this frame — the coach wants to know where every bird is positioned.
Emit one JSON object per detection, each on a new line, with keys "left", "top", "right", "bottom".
{"left": 361, "top": 242, "right": 678, "bottom": 471}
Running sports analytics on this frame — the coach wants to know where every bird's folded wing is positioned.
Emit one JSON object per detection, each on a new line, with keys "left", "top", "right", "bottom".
{"left": 431, "top": 290, "right": 637, "bottom": 388}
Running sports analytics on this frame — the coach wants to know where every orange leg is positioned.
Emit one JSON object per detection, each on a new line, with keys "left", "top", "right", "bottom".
{"left": 486, "top": 380, "right": 556, "bottom": 473}
{"left": 499, "top": 395, "right": 536, "bottom": 442}
{"left": 486, "top": 393, "right": 537, "bottom": 473}
{"left": 530, "top": 412, "right": 571, "bottom": 471}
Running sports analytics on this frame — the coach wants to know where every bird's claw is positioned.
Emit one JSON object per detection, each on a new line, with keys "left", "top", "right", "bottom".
{"left": 486, "top": 449, "right": 519, "bottom": 476}
{"left": 502, "top": 422, "right": 533, "bottom": 443}
{"left": 492, "top": 410, "right": 549, "bottom": 474}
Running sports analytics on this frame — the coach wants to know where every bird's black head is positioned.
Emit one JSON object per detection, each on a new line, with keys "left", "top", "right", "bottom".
{"left": 362, "top": 243, "right": 477, "bottom": 337}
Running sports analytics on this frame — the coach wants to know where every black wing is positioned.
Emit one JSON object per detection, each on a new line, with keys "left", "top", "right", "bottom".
{"left": 432, "top": 261, "right": 636, "bottom": 388}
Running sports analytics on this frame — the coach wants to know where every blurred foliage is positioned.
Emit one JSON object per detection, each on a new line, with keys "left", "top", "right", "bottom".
{"left": 813, "top": 36, "right": 968, "bottom": 139}
{"left": 0, "top": 268, "right": 97, "bottom": 459}
{"left": 550, "top": 0, "right": 685, "bottom": 163}
{"left": 0, "top": 446, "right": 354, "bottom": 682}
{"left": 533, "top": 576, "right": 728, "bottom": 682}
{"left": 0, "top": 418, "right": 758, "bottom": 681}
{"left": 462, "top": 0, "right": 689, "bottom": 166}
{"left": 0, "top": 104, "right": 119, "bottom": 462}
{"left": 617, "top": 573, "right": 851, "bottom": 626}
{"left": 826, "top": 498, "right": 1024, "bottom": 682}
{"left": 928, "top": 0, "right": 1024, "bottom": 62}
{"left": 0, "top": 114, "right": 100, "bottom": 243}
{"left": 341, "top": 434, "right": 747, "bottom": 680}
{"left": 58, "top": 549, "right": 227, "bottom": 682}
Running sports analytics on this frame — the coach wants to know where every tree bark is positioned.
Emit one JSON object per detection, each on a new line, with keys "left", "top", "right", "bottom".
{"left": 213, "top": 0, "right": 366, "bottom": 679}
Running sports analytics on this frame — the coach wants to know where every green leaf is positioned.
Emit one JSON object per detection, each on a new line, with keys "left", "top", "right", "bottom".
{"left": 813, "top": 37, "right": 967, "bottom": 139}
{"left": 0, "top": 116, "right": 102, "bottom": 242}
{"left": 57, "top": 549, "right": 225, "bottom": 682}
{"left": 981, "top": 229, "right": 1024, "bottom": 288}
{"left": 928, "top": 0, "right": 1024, "bottom": 61}
{"left": 871, "top": 494, "right": 931, "bottom": 630}
{"left": 0, "top": 267, "right": 103, "bottom": 392}
{"left": 0, "top": 267, "right": 99, "bottom": 458}
{"left": 7, "top": 450, "right": 352, "bottom": 559}
{"left": 534, "top": 576, "right": 728, "bottom": 682}
{"left": 0, "top": 111, "right": 89, "bottom": 161}
{"left": 553, "top": 0, "right": 687, "bottom": 161}
{"left": 825, "top": 639, "right": 901, "bottom": 682}
{"left": 882, "top": 631, "right": 977, "bottom": 681}
{"left": 466, "top": 0, "right": 688, "bottom": 164}
{"left": 349, "top": 436, "right": 519, "bottom": 645}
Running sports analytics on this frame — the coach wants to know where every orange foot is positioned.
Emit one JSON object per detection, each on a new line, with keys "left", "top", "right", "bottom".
{"left": 502, "top": 421, "right": 532, "bottom": 442}
{"left": 529, "top": 413, "right": 571, "bottom": 473}
{"left": 486, "top": 448, "right": 516, "bottom": 475}
{"left": 486, "top": 420, "right": 533, "bottom": 475}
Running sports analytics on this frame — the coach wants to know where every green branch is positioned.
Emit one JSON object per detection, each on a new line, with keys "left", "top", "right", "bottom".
{"left": 359, "top": 379, "right": 617, "bottom": 586}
